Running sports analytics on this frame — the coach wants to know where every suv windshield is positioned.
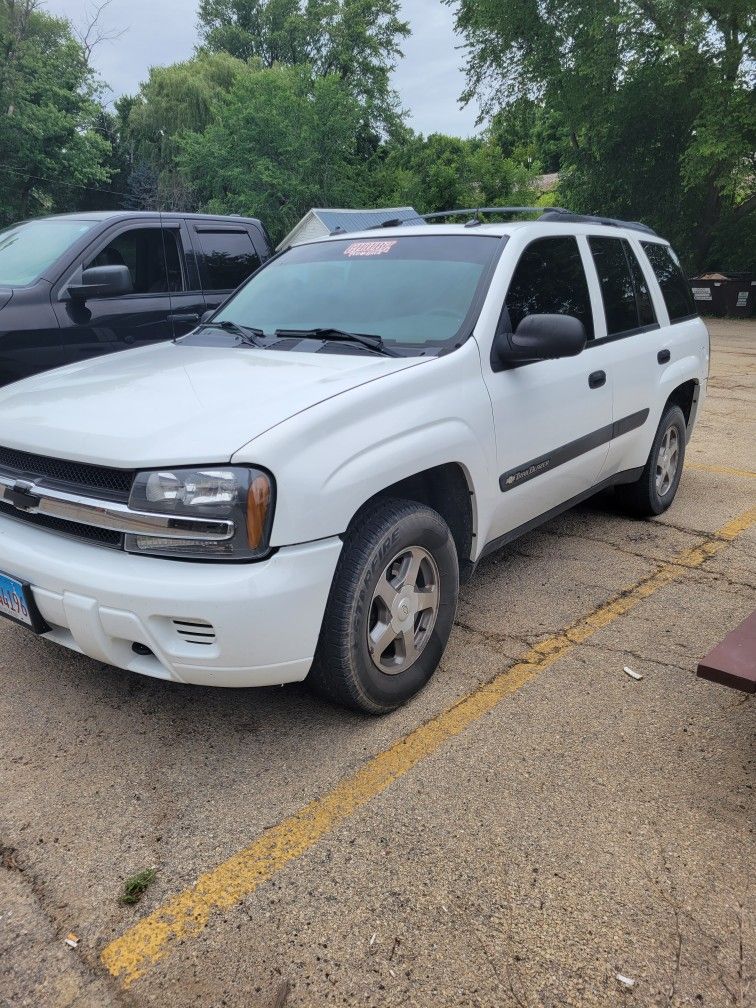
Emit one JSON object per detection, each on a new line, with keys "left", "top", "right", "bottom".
{"left": 212, "top": 235, "right": 502, "bottom": 353}
{"left": 0, "top": 218, "right": 96, "bottom": 287}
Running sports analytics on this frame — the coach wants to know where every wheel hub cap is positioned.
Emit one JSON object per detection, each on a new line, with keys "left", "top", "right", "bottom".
{"left": 655, "top": 424, "right": 680, "bottom": 496}
{"left": 367, "top": 545, "right": 440, "bottom": 675}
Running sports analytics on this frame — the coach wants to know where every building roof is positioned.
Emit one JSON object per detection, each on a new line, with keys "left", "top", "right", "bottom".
{"left": 278, "top": 207, "right": 420, "bottom": 249}
{"left": 312, "top": 207, "right": 419, "bottom": 231}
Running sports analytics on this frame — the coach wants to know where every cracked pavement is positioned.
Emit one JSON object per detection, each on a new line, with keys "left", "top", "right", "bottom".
{"left": 1, "top": 319, "right": 754, "bottom": 1007}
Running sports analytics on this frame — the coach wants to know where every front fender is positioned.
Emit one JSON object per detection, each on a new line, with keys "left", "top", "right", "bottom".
{"left": 233, "top": 342, "right": 499, "bottom": 550}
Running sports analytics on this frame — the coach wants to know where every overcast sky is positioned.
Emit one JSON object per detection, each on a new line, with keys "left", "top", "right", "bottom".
{"left": 46, "top": 0, "right": 480, "bottom": 137}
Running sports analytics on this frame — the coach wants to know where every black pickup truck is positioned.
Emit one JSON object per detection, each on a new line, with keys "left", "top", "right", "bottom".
{"left": 0, "top": 211, "right": 273, "bottom": 386}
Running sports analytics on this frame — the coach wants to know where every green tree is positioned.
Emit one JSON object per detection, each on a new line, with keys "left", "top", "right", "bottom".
{"left": 117, "top": 50, "right": 246, "bottom": 211}
{"left": 0, "top": 0, "right": 112, "bottom": 224}
{"left": 177, "top": 63, "right": 372, "bottom": 241}
{"left": 448, "top": 0, "right": 755, "bottom": 270}
{"left": 372, "top": 132, "right": 537, "bottom": 214}
{"left": 197, "top": 0, "right": 409, "bottom": 134}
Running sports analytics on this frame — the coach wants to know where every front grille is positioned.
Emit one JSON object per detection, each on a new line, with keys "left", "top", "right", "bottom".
{"left": 0, "top": 445, "right": 133, "bottom": 500}
{"left": 0, "top": 501, "right": 122, "bottom": 548}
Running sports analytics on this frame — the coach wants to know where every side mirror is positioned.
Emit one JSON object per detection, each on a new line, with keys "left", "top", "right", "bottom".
{"left": 68, "top": 265, "right": 133, "bottom": 301}
{"left": 200, "top": 310, "right": 213, "bottom": 324}
{"left": 493, "top": 313, "right": 587, "bottom": 367}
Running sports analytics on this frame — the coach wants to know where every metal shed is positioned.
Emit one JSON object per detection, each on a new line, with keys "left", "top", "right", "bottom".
{"left": 277, "top": 207, "right": 419, "bottom": 250}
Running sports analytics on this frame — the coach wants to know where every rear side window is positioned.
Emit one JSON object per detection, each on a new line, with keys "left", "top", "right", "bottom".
{"left": 588, "top": 236, "right": 657, "bottom": 336}
{"left": 505, "top": 236, "right": 594, "bottom": 339}
{"left": 627, "top": 244, "right": 656, "bottom": 326}
{"left": 195, "top": 230, "right": 261, "bottom": 291}
{"left": 87, "top": 227, "right": 184, "bottom": 294}
{"left": 641, "top": 242, "right": 695, "bottom": 322}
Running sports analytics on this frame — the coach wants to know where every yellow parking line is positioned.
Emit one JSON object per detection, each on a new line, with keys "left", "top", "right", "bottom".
{"left": 101, "top": 506, "right": 756, "bottom": 988}
{"left": 687, "top": 462, "right": 756, "bottom": 478}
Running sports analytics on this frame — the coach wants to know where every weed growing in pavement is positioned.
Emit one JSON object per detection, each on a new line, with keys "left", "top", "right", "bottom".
{"left": 120, "top": 868, "right": 156, "bottom": 905}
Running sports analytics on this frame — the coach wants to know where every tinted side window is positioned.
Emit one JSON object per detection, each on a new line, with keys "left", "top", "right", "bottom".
{"left": 88, "top": 228, "right": 184, "bottom": 294}
{"left": 626, "top": 243, "right": 656, "bottom": 326}
{"left": 505, "top": 236, "right": 593, "bottom": 339}
{"left": 641, "top": 242, "right": 695, "bottom": 322}
{"left": 196, "top": 230, "right": 261, "bottom": 291}
{"left": 589, "top": 236, "right": 638, "bottom": 336}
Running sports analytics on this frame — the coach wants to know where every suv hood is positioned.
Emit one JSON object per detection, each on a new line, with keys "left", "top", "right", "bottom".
{"left": 0, "top": 342, "right": 424, "bottom": 468}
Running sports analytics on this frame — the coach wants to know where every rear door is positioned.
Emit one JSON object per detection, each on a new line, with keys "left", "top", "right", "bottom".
{"left": 481, "top": 232, "right": 613, "bottom": 540}
{"left": 581, "top": 233, "right": 662, "bottom": 479}
{"left": 187, "top": 223, "right": 263, "bottom": 314}
{"left": 54, "top": 221, "right": 205, "bottom": 353}
{"left": 582, "top": 233, "right": 706, "bottom": 481}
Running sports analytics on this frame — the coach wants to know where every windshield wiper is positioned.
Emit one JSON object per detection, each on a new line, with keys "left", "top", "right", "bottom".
{"left": 274, "top": 327, "right": 402, "bottom": 358}
{"left": 197, "top": 319, "right": 267, "bottom": 347}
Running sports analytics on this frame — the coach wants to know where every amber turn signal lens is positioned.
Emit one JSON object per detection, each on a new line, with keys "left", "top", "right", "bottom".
{"left": 246, "top": 473, "right": 271, "bottom": 550}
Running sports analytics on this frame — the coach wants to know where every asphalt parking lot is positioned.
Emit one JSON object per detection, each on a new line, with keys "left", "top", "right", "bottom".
{"left": 1, "top": 318, "right": 754, "bottom": 1008}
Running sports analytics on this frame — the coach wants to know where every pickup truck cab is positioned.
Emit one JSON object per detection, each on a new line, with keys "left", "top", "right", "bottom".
{"left": 0, "top": 211, "right": 272, "bottom": 386}
{"left": 0, "top": 210, "right": 708, "bottom": 712}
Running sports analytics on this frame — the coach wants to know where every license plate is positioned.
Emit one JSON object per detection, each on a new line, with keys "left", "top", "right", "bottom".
{"left": 0, "top": 571, "right": 44, "bottom": 632}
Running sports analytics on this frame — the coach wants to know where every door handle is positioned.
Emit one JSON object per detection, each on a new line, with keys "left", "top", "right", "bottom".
{"left": 167, "top": 313, "right": 199, "bottom": 324}
{"left": 657, "top": 348, "right": 671, "bottom": 364}
{"left": 588, "top": 370, "right": 606, "bottom": 389}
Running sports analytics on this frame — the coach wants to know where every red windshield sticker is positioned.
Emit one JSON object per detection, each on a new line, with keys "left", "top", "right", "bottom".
{"left": 343, "top": 240, "right": 398, "bottom": 257}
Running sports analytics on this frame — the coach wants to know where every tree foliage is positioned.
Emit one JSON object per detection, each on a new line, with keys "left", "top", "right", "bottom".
{"left": 177, "top": 64, "right": 373, "bottom": 241}
{"left": 449, "top": 0, "right": 755, "bottom": 270}
{"left": 373, "top": 132, "right": 537, "bottom": 214}
{"left": 0, "top": 0, "right": 112, "bottom": 224}
{"left": 197, "top": 0, "right": 409, "bottom": 134}
{"left": 117, "top": 50, "right": 246, "bottom": 211}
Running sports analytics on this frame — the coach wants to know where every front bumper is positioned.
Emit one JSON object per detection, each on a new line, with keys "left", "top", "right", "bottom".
{"left": 0, "top": 514, "right": 342, "bottom": 687}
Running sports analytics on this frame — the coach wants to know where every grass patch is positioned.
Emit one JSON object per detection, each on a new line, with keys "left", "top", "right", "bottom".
{"left": 120, "top": 868, "right": 156, "bottom": 905}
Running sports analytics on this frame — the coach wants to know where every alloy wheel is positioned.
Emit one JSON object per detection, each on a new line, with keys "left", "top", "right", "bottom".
{"left": 367, "top": 546, "right": 440, "bottom": 674}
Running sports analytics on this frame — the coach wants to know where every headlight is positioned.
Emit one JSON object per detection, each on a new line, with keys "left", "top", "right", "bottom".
{"left": 124, "top": 466, "right": 274, "bottom": 560}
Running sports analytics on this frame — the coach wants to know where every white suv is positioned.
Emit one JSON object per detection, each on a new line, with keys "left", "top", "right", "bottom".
{"left": 0, "top": 209, "right": 708, "bottom": 712}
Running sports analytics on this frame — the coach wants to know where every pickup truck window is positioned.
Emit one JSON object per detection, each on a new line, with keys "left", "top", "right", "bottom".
{"left": 213, "top": 235, "right": 501, "bottom": 352}
{"left": 87, "top": 227, "right": 184, "bottom": 294}
{"left": 505, "top": 236, "right": 594, "bottom": 339}
{"left": 0, "top": 218, "right": 96, "bottom": 287}
{"left": 641, "top": 241, "right": 696, "bottom": 322}
{"left": 195, "top": 230, "right": 261, "bottom": 291}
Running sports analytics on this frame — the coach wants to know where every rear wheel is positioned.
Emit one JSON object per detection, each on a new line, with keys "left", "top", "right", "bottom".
{"left": 615, "top": 403, "right": 687, "bottom": 517}
{"left": 309, "top": 498, "right": 459, "bottom": 714}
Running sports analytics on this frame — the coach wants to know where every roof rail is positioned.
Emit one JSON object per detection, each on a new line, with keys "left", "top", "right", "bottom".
{"left": 538, "top": 209, "right": 658, "bottom": 236}
{"left": 367, "top": 206, "right": 570, "bottom": 229}
{"left": 421, "top": 206, "right": 570, "bottom": 221}
{"left": 362, "top": 206, "right": 658, "bottom": 237}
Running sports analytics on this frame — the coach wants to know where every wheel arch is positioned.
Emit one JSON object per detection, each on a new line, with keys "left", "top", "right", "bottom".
{"left": 664, "top": 378, "right": 700, "bottom": 440}
{"left": 345, "top": 462, "right": 477, "bottom": 582}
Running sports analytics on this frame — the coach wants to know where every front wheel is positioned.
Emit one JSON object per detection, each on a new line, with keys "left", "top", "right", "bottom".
{"left": 309, "top": 498, "right": 459, "bottom": 714}
{"left": 615, "top": 403, "right": 687, "bottom": 517}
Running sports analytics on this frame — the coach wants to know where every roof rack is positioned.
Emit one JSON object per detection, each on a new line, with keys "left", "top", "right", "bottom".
{"left": 364, "top": 206, "right": 658, "bottom": 237}
{"left": 538, "top": 209, "right": 658, "bottom": 236}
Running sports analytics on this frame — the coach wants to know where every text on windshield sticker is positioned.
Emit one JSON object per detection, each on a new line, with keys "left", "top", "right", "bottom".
{"left": 343, "top": 240, "right": 397, "bottom": 257}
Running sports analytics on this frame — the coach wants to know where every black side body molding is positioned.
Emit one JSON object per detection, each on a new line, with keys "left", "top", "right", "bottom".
{"left": 480, "top": 467, "right": 645, "bottom": 561}
{"left": 499, "top": 409, "right": 649, "bottom": 492}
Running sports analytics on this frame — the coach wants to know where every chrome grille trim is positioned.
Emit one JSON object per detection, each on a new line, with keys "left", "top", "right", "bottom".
{"left": 0, "top": 475, "right": 234, "bottom": 542}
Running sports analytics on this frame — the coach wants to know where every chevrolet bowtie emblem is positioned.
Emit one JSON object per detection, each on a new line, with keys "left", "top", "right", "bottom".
{"left": 6, "top": 480, "right": 41, "bottom": 512}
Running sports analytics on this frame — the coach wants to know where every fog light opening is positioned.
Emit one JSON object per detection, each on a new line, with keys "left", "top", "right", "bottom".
{"left": 131, "top": 642, "right": 154, "bottom": 657}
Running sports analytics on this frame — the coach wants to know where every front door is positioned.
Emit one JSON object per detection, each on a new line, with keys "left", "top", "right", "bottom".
{"left": 54, "top": 222, "right": 205, "bottom": 357}
{"left": 481, "top": 234, "right": 613, "bottom": 541}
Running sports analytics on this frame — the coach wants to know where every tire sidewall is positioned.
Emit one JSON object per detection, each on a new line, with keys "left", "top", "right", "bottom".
{"left": 347, "top": 507, "right": 458, "bottom": 711}
{"left": 646, "top": 405, "right": 686, "bottom": 514}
